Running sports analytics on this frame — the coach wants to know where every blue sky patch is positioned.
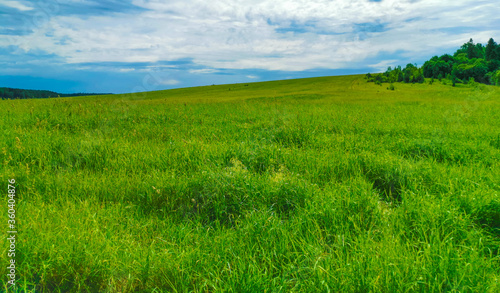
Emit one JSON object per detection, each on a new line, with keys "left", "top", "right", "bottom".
{"left": 354, "top": 22, "right": 389, "bottom": 34}
{"left": 55, "top": 0, "right": 149, "bottom": 17}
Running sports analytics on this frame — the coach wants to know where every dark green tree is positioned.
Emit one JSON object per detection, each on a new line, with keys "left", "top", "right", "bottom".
{"left": 467, "top": 38, "right": 478, "bottom": 59}
{"left": 475, "top": 43, "right": 485, "bottom": 59}
{"left": 439, "top": 54, "right": 454, "bottom": 63}
{"left": 459, "top": 38, "right": 481, "bottom": 59}
{"left": 488, "top": 59, "right": 500, "bottom": 72}
{"left": 485, "top": 38, "right": 498, "bottom": 61}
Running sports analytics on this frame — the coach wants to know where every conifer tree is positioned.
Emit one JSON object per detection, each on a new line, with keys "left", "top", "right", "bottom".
{"left": 485, "top": 38, "right": 498, "bottom": 61}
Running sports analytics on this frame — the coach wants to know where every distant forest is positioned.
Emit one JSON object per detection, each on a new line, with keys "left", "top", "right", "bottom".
{"left": 367, "top": 38, "right": 500, "bottom": 86}
{"left": 0, "top": 87, "right": 112, "bottom": 100}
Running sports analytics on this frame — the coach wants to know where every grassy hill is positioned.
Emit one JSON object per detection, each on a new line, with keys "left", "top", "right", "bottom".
{"left": 1, "top": 74, "right": 499, "bottom": 292}
{"left": 0, "top": 87, "right": 111, "bottom": 100}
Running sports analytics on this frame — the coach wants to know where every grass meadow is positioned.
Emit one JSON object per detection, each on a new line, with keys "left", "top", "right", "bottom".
{"left": 1, "top": 75, "right": 499, "bottom": 292}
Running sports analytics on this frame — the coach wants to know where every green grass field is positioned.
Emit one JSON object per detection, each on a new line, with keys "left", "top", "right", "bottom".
{"left": 1, "top": 74, "right": 499, "bottom": 292}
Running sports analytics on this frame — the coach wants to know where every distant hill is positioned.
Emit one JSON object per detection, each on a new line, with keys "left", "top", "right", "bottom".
{"left": 0, "top": 87, "right": 112, "bottom": 100}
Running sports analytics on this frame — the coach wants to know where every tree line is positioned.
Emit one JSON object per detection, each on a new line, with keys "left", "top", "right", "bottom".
{"left": 367, "top": 38, "right": 500, "bottom": 86}
{"left": 0, "top": 87, "right": 111, "bottom": 100}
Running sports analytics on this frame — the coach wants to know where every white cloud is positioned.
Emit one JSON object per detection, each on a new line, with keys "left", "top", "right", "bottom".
{"left": 246, "top": 75, "right": 258, "bottom": 79}
{"left": 160, "top": 79, "right": 180, "bottom": 85}
{"left": 6, "top": 0, "right": 500, "bottom": 72}
{"left": 188, "top": 69, "right": 220, "bottom": 74}
{"left": 0, "top": 0, "right": 33, "bottom": 11}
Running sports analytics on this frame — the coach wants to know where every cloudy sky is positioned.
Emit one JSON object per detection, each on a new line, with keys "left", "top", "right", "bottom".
{"left": 1, "top": 0, "right": 499, "bottom": 93}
